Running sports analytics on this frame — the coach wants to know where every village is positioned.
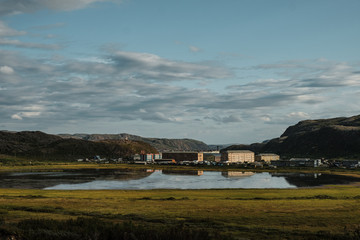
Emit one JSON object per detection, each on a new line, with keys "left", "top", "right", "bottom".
{"left": 77, "top": 150, "right": 360, "bottom": 169}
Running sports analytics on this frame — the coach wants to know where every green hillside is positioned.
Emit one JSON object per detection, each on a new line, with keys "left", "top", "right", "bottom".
{"left": 59, "top": 133, "right": 209, "bottom": 151}
{"left": 224, "top": 114, "right": 360, "bottom": 159}
{"left": 0, "top": 131, "right": 157, "bottom": 161}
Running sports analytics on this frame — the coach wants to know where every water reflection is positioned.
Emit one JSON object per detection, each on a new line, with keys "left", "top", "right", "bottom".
{"left": 222, "top": 171, "right": 255, "bottom": 178}
{"left": 163, "top": 169, "right": 204, "bottom": 176}
{"left": 0, "top": 169, "right": 359, "bottom": 190}
{"left": 0, "top": 169, "right": 152, "bottom": 189}
{"left": 270, "top": 172, "right": 359, "bottom": 187}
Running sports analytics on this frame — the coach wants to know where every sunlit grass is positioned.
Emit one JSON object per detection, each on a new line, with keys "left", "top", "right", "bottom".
{"left": 1, "top": 187, "right": 360, "bottom": 239}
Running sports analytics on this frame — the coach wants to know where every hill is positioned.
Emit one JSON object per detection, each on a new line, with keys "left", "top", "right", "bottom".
{"left": 0, "top": 131, "right": 157, "bottom": 160}
{"left": 221, "top": 143, "right": 266, "bottom": 153}
{"left": 223, "top": 114, "right": 360, "bottom": 159}
{"left": 58, "top": 133, "right": 209, "bottom": 151}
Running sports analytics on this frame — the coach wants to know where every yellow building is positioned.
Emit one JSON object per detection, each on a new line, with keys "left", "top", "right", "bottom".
{"left": 255, "top": 153, "right": 280, "bottom": 163}
{"left": 221, "top": 150, "right": 254, "bottom": 163}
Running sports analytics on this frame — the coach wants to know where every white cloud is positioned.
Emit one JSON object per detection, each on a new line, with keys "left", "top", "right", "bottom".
{"left": 261, "top": 115, "right": 272, "bottom": 122}
{"left": 189, "top": 46, "right": 201, "bottom": 53}
{"left": 0, "top": 0, "right": 121, "bottom": 16}
{"left": 11, "top": 112, "right": 42, "bottom": 120}
{"left": 0, "top": 65, "right": 14, "bottom": 74}
{"left": 0, "top": 1, "right": 118, "bottom": 52}
{"left": 70, "top": 103, "right": 91, "bottom": 109}
{"left": 1, "top": 48, "right": 360, "bottom": 143}
{"left": 11, "top": 114, "right": 22, "bottom": 120}
{"left": 205, "top": 114, "right": 242, "bottom": 123}
{"left": 22, "top": 112, "right": 41, "bottom": 117}
{"left": 254, "top": 59, "right": 360, "bottom": 88}
{"left": 0, "top": 20, "right": 61, "bottom": 50}
{"left": 287, "top": 112, "right": 310, "bottom": 119}
{"left": 22, "top": 105, "right": 45, "bottom": 111}
{"left": 36, "top": 0, "right": 117, "bottom": 11}
{"left": 111, "top": 51, "right": 233, "bottom": 80}
{"left": 0, "top": 21, "right": 26, "bottom": 37}
{"left": 0, "top": 38, "right": 61, "bottom": 50}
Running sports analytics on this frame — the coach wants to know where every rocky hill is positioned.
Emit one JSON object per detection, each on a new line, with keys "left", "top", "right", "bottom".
{"left": 223, "top": 115, "right": 360, "bottom": 159}
{"left": 58, "top": 133, "right": 209, "bottom": 151}
{"left": 0, "top": 131, "right": 157, "bottom": 160}
{"left": 221, "top": 143, "right": 266, "bottom": 154}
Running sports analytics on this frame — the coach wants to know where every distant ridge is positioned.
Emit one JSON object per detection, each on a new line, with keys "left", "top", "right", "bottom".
{"left": 224, "top": 114, "right": 360, "bottom": 159}
{"left": 4, "top": 114, "right": 359, "bottom": 160}
{"left": 58, "top": 133, "right": 210, "bottom": 151}
{"left": 0, "top": 131, "right": 157, "bottom": 160}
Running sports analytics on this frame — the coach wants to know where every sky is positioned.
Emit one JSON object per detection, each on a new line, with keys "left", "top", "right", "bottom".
{"left": 0, "top": 0, "right": 360, "bottom": 144}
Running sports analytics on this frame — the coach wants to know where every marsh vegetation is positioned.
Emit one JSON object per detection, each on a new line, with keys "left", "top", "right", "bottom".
{"left": 1, "top": 187, "right": 360, "bottom": 239}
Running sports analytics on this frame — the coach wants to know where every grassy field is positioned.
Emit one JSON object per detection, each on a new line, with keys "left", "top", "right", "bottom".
{"left": 1, "top": 155, "right": 360, "bottom": 239}
{"left": 1, "top": 187, "right": 360, "bottom": 239}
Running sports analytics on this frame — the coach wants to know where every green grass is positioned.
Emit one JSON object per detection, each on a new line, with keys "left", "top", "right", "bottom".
{"left": 1, "top": 187, "right": 360, "bottom": 239}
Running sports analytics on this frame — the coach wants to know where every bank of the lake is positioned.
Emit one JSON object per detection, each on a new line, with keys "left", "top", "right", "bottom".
{"left": 1, "top": 154, "right": 360, "bottom": 176}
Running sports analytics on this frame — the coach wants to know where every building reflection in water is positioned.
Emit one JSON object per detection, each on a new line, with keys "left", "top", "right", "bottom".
{"left": 221, "top": 171, "right": 255, "bottom": 178}
{"left": 162, "top": 169, "right": 204, "bottom": 176}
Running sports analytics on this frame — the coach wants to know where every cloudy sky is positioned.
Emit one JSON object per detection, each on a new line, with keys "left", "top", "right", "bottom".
{"left": 0, "top": 0, "right": 359, "bottom": 144}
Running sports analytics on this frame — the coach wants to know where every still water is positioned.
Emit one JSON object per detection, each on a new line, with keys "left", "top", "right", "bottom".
{"left": 0, "top": 169, "right": 359, "bottom": 190}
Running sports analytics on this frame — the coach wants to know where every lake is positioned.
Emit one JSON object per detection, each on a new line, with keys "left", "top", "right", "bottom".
{"left": 0, "top": 169, "right": 359, "bottom": 190}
